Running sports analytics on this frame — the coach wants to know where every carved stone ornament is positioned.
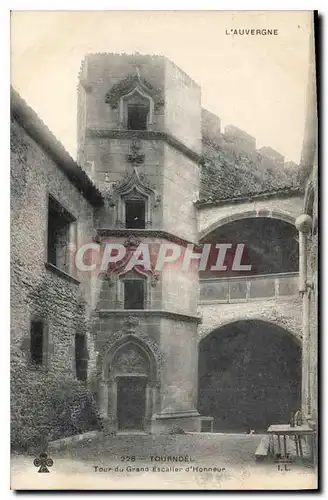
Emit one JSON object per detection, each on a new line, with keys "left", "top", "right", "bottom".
{"left": 123, "top": 315, "right": 140, "bottom": 334}
{"left": 113, "top": 347, "right": 148, "bottom": 374}
{"left": 127, "top": 139, "right": 145, "bottom": 166}
{"left": 114, "top": 167, "right": 156, "bottom": 198}
{"left": 105, "top": 73, "right": 164, "bottom": 110}
{"left": 100, "top": 329, "right": 163, "bottom": 384}
{"left": 124, "top": 236, "right": 141, "bottom": 248}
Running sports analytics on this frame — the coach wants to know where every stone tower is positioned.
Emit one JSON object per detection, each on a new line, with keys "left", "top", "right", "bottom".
{"left": 77, "top": 53, "right": 202, "bottom": 432}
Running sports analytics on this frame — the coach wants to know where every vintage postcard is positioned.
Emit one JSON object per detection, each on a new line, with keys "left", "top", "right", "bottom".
{"left": 10, "top": 10, "right": 318, "bottom": 490}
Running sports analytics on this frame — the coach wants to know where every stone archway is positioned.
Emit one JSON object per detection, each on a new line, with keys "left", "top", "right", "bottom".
{"left": 200, "top": 208, "right": 296, "bottom": 241}
{"left": 99, "top": 334, "right": 160, "bottom": 432}
{"left": 198, "top": 319, "right": 301, "bottom": 433}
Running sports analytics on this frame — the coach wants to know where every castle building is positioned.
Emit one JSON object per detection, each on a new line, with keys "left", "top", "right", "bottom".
{"left": 11, "top": 53, "right": 316, "bottom": 434}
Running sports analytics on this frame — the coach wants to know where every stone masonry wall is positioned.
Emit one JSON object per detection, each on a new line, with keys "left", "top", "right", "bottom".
{"left": 159, "top": 317, "right": 199, "bottom": 413}
{"left": 162, "top": 144, "right": 199, "bottom": 242}
{"left": 164, "top": 58, "right": 201, "bottom": 155}
{"left": 11, "top": 117, "right": 96, "bottom": 379}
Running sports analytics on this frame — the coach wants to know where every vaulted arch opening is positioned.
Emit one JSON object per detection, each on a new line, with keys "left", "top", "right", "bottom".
{"left": 198, "top": 320, "right": 301, "bottom": 432}
{"left": 199, "top": 216, "right": 299, "bottom": 279}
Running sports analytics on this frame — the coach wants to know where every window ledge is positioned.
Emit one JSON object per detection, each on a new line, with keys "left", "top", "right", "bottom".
{"left": 45, "top": 262, "right": 80, "bottom": 285}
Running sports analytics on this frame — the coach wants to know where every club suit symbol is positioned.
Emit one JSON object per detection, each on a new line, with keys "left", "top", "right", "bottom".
{"left": 33, "top": 452, "right": 54, "bottom": 473}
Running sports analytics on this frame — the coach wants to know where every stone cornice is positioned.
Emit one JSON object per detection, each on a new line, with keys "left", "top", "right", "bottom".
{"left": 86, "top": 128, "right": 202, "bottom": 164}
{"left": 96, "top": 309, "right": 202, "bottom": 324}
{"left": 196, "top": 188, "right": 303, "bottom": 208}
{"left": 95, "top": 228, "right": 197, "bottom": 246}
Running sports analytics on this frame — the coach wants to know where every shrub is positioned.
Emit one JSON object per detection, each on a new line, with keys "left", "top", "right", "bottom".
{"left": 11, "top": 350, "right": 102, "bottom": 452}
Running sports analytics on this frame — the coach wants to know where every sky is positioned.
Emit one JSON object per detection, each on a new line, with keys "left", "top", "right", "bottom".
{"left": 11, "top": 10, "right": 313, "bottom": 164}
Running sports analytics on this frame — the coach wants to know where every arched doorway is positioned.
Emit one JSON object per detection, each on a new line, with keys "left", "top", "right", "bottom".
{"left": 113, "top": 341, "right": 150, "bottom": 430}
{"left": 102, "top": 336, "right": 158, "bottom": 432}
{"left": 198, "top": 320, "right": 301, "bottom": 432}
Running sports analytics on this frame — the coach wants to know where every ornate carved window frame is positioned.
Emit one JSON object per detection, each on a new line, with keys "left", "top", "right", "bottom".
{"left": 105, "top": 72, "right": 164, "bottom": 131}
{"left": 112, "top": 168, "right": 160, "bottom": 229}
{"left": 119, "top": 87, "right": 154, "bottom": 130}
{"left": 121, "top": 188, "right": 148, "bottom": 229}
{"left": 117, "top": 271, "right": 152, "bottom": 310}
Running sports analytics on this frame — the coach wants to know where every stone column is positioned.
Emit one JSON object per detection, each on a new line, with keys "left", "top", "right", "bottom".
{"left": 145, "top": 383, "right": 153, "bottom": 429}
{"left": 295, "top": 214, "right": 313, "bottom": 419}
{"left": 152, "top": 385, "right": 158, "bottom": 414}
{"left": 107, "top": 379, "right": 118, "bottom": 429}
{"left": 98, "top": 379, "right": 109, "bottom": 419}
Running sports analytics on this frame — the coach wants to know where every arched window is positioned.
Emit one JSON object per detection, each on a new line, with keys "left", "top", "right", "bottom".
{"left": 113, "top": 168, "right": 159, "bottom": 229}
{"left": 117, "top": 272, "right": 150, "bottom": 310}
{"left": 120, "top": 87, "right": 154, "bottom": 131}
{"left": 127, "top": 104, "right": 149, "bottom": 131}
{"left": 123, "top": 189, "right": 146, "bottom": 229}
{"left": 105, "top": 72, "right": 164, "bottom": 132}
{"left": 122, "top": 277, "right": 147, "bottom": 309}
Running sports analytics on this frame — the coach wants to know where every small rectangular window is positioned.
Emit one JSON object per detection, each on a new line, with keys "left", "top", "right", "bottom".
{"left": 30, "top": 320, "right": 43, "bottom": 365}
{"left": 124, "top": 280, "right": 145, "bottom": 310}
{"left": 47, "top": 196, "right": 75, "bottom": 273}
{"left": 125, "top": 200, "right": 146, "bottom": 229}
{"left": 75, "top": 333, "right": 88, "bottom": 382}
{"left": 127, "top": 105, "right": 148, "bottom": 130}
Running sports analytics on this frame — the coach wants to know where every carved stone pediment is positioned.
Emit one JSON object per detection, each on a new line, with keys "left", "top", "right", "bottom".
{"left": 114, "top": 167, "right": 156, "bottom": 198}
{"left": 100, "top": 331, "right": 163, "bottom": 384}
{"left": 113, "top": 346, "right": 148, "bottom": 374}
{"left": 105, "top": 73, "right": 164, "bottom": 110}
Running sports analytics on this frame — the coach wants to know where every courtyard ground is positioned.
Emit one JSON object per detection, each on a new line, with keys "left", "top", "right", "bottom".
{"left": 11, "top": 432, "right": 317, "bottom": 490}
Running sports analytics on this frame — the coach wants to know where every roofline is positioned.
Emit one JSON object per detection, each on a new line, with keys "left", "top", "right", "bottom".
{"left": 10, "top": 87, "right": 103, "bottom": 207}
{"left": 195, "top": 187, "right": 303, "bottom": 208}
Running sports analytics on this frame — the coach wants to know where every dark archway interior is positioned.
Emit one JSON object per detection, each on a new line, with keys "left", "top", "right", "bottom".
{"left": 198, "top": 321, "right": 301, "bottom": 432}
{"left": 200, "top": 217, "right": 298, "bottom": 278}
